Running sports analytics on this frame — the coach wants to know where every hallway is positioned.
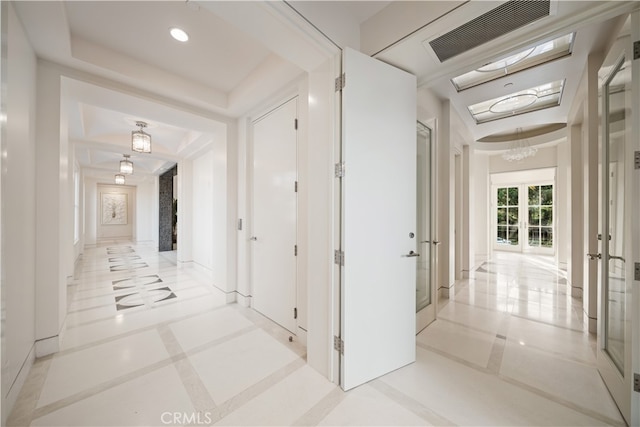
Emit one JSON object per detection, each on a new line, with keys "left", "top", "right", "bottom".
{"left": 8, "top": 244, "right": 624, "bottom": 426}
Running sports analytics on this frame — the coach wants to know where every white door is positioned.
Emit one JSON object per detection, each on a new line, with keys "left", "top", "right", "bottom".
{"left": 416, "top": 122, "right": 436, "bottom": 332}
{"left": 340, "top": 47, "right": 417, "bottom": 390}
{"left": 595, "top": 19, "right": 636, "bottom": 425}
{"left": 251, "top": 98, "right": 298, "bottom": 334}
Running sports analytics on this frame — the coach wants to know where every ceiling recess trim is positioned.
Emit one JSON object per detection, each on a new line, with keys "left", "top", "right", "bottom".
{"left": 429, "top": 0, "right": 551, "bottom": 62}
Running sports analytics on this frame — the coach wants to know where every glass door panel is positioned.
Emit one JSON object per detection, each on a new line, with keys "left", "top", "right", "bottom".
{"left": 416, "top": 122, "right": 435, "bottom": 331}
{"left": 527, "top": 184, "right": 554, "bottom": 249}
{"left": 496, "top": 186, "right": 519, "bottom": 248}
{"left": 603, "top": 59, "right": 627, "bottom": 375}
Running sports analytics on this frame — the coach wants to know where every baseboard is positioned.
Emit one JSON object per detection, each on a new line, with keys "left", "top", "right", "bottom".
{"left": 35, "top": 335, "right": 60, "bottom": 358}
{"left": 571, "top": 286, "right": 583, "bottom": 298}
{"left": 296, "top": 327, "right": 308, "bottom": 346}
{"left": 584, "top": 311, "right": 597, "bottom": 334}
{"left": 235, "top": 292, "right": 252, "bottom": 307}
{"left": 2, "top": 344, "right": 36, "bottom": 425}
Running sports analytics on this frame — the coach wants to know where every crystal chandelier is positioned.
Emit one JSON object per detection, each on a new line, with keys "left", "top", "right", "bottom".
{"left": 120, "top": 154, "right": 133, "bottom": 174}
{"left": 502, "top": 128, "right": 537, "bottom": 162}
{"left": 132, "top": 121, "right": 151, "bottom": 153}
{"left": 114, "top": 174, "right": 125, "bottom": 185}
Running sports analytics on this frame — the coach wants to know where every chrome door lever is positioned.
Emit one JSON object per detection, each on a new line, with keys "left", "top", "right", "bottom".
{"left": 587, "top": 253, "right": 601, "bottom": 260}
{"left": 250, "top": 236, "right": 258, "bottom": 241}
{"left": 609, "top": 255, "right": 626, "bottom": 262}
{"left": 432, "top": 240, "right": 441, "bottom": 246}
{"left": 403, "top": 251, "right": 420, "bottom": 257}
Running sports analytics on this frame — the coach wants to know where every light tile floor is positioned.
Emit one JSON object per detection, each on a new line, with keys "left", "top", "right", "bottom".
{"left": 8, "top": 243, "right": 625, "bottom": 426}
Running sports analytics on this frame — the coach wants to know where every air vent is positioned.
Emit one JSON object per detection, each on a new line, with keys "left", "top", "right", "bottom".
{"left": 429, "top": 0, "right": 551, "bottom": 62}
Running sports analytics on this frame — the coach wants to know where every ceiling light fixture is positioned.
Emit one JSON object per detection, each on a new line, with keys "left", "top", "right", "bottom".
{"left": 170, "top": 27, "right": 189, "bottom": 42}
{"left": 115, "top": 174, "right": 126, "bottom": 185}
{"left": 502, "top": 128, "right": 537, "bottom": 162}
{"left": 120, "top": 154, "right": 133, "bottom": 174}
{"left": 132, "top": 121, "right": 151, "bottom": 153}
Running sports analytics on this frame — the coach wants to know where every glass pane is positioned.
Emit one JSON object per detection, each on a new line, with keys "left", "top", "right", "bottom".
{"left": 541, "top": 185, "right": 553, "bottom": 205}
{"left": 508, "top": 227, "right": 519, "bottom": 245}
{"left": 416, "top": 125, "right": 431, "bottom": 312}
{"left": 497, "top": 188, "right": 507, "bottom": 206}
{"left": 604, "top": 60, "right": 628, "bottom": 375}
{"left": 508, "top": 207, "right": 518, "bottom": 225}
{"left": 528, "top": 185, "right": 539, "bottom": 206}
{"left": 541, "top": 227, "right": 553, "bottom": 247}
{"left": 541, "top": 207, "right": 553, "bottom": 226}
{"left": 528, "top": 207, "right": 540, "bottom": 226}
{"left": 508, "top": 187, "right": 518, "bottom": 206}
{"left": 497, "top": 226, "right": 508, "bottom": 243}
{"left": 528, "top": 228, "right": 540, "bottom": 246}
{"left": 497, "top": 208, "right": 507, "bottom": 225}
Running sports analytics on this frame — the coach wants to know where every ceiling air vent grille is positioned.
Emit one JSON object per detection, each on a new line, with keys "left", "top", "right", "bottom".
{"left": 429, "top": 0, "right": 551, "bottom": 62}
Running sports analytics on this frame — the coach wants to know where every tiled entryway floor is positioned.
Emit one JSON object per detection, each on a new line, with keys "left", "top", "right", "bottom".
{"left": 8, "top": 244, "right": 625, "bottom": 426}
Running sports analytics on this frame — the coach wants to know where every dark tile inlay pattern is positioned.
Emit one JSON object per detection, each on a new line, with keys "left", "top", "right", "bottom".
{"left": 109, "top": 262, "right": 149, "bottom": 272}
{"left": 113, "top": 275, "right": 163, "bottom": 290}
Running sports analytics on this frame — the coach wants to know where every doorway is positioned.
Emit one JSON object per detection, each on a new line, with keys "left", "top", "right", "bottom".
{"left": 491, "top": 169, "right": 556, "bottom": 256}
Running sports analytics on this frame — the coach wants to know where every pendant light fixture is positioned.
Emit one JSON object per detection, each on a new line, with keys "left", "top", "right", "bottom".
{"left": 119, "top": 154, "right": 133, "bottom": 174}
{"left": 132, "top": 121, "right": 151, "bottom": 153}
{"left": 115, "top": 174, "right": 125, "bottom": 185}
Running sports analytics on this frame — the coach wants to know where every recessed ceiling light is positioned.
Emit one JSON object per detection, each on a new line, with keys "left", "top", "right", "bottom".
{"left": 170, "top": 27, "right": 189, "bottom": 42}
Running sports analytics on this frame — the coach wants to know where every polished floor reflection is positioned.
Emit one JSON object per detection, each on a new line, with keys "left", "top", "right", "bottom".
{"left": 8, "top": 245, "right": 624, "bottom": 426}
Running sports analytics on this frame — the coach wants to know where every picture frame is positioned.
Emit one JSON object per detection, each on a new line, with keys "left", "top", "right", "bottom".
{"left": 101, "top": 193, "right": 128, "bottom": 225}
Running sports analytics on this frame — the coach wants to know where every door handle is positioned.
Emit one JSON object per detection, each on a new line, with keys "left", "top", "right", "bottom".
{"left": 403, "top": 251, "right": 420, "bottom": 257}
{"left": 432, "top": 240, "right": 440, "bottom": 246}
{"left": 420, "top": 240, "right": 431, "bottom": 243}
{"left": 250, "top": 236, "right": 258, "bottom": 241}
{"left": 587, "top": 253, "right": 601, "bottom": 260}
{"left": 609, "top": 255, "right": 625, "bottom": 262}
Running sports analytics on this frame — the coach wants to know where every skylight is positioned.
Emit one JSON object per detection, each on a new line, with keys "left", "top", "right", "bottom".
{"left": 468, "top": 80, "right": 565, "bottom": 124}
{"left": 452, "top": 33, "right": 574, "bottom": 91}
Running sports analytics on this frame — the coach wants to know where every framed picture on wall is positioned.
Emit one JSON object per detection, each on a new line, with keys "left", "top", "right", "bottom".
{"left": 101, "top": 193, "right": 128, "bottom": 225}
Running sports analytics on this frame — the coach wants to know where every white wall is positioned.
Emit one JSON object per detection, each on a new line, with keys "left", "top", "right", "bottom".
{"left": 1, "top": 4, "right": 37, "bottom": 421}
{"left": 473, "top": 153, "right": 490, "bottom": 266}
{"left": 192, "top": 150, "right": 214, "bottom": 271}
{"left": 135, "top": 178, "right": 159, "bottom": 246}
{"left": 187, "top": 137, "right": 228, "bottom": 291}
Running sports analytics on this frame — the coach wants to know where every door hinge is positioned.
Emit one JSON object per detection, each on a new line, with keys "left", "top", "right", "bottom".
{"left": 335, "top": 73, "right": 345, "bottom": 92}
{"left": 635, "top": 263, "right": 640, "bottom": 281}
{"left": 634, "top": 40, "right": 640, "bottom": 60}
{"left": 294, "top": 307, "right": 298, "bottom": 320}
{"left": 334, "top": 250, "right": 344, "bottom": 266}
{"left": 333, "top": 335, "right": 344, "bottom": 354}
{"left": 335, "top": 162, "right": 345, "bottom": 178}
{"left": 294, "top": 245, "right": 298, "bottom": 256}
{"left": 294, "top": 118, "right": 298, "bottom": 130}
{"left": 635, "top": 151, "right": 640, "bottom": 170}
{"left": 295, "top": 181, "right": 298, "bottom": 192}
{"left": 634, "top": 373, "right": 640, "bottom": 393}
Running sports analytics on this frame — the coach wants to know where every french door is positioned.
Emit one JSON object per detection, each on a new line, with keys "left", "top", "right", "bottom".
{"left": 492, "top": 182, "right": 555, "bottom": 255}
{"left": 595, "top": 19, "right": 636, "bottom": 424}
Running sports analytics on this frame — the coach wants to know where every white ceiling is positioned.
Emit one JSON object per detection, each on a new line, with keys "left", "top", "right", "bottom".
{"left": 13, "top": 1, "right": 638, "bottom": 184}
